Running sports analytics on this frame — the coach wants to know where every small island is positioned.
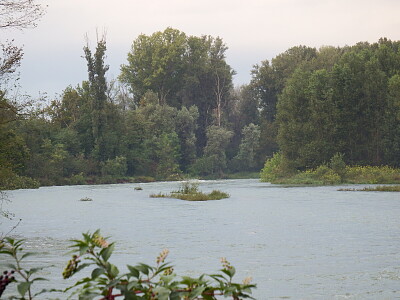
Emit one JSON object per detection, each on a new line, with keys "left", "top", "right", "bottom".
{"left": 150, "top": 181, "right": 230, "bottom": 201}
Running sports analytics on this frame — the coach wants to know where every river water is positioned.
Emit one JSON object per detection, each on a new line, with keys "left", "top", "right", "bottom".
{"left": 1, "top": 179, "right": 400, "bottom": 299}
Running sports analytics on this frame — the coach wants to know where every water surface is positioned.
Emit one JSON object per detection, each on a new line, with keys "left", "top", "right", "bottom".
{"left": 1, "top": 179, "right": 400, "bottom": 299}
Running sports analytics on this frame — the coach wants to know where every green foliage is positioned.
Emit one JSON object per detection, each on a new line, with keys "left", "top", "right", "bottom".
{"left": 261, "top": 152, "right": 400, "bottom": 185}
{"left": 0, "top": 237, "right": 50, "bottom": 299}
{"left": 0, "top": 231, "right": 255, "bottom": 299}
{"left": 329, "top": 153, "right": 346, "bottom": 180}
{"left": 260, "top": 152, "right": 294, "bottom": 183}
{"left": 339, "top": 185, "right": 400, "bottom": 192}
{"left": 192, "top": 126, "right": 233, "bottom": 176}
{"left": 273, "top": 39, "right": 400, "bottom": 169}
{"left": 101, "top": 156, "right": 128, "bottom": 177}
{"left": 0, "top": 173, "right": 40, "bottom": 190}
{"left": 344, "top": 165, "right": 400, "bottom": 184}
{"left": 234, "top": 123, "right": 261, "bottom": 171}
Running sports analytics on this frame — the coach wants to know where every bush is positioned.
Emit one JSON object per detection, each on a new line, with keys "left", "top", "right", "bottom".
{"left": 344, "top": 165, "right": 400, "bottom": 184}
{"left": 260, "top": 152, "right": 294, "bottom": 183}
{"left": 329, "top": 153, "right": 346, "bottom": 181}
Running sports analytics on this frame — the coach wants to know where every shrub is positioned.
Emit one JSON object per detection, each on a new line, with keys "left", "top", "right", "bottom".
{"left": 260, "top": 152, "right": 294, "bottom": 183}
{"left": 329, "top": 153, "right": 346, "bottom": 181}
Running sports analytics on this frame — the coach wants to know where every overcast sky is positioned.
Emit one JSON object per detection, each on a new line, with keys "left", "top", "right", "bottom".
{"left": 5, "top": 0, "right": 400, "bottom": 98}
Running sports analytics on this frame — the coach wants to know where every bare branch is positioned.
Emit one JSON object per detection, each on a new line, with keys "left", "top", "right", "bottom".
{"left": 0, "top": 0, "right": 45, "bottom": 30}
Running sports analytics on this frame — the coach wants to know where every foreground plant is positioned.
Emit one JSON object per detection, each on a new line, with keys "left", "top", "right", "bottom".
{"left": 0, "top": 237, "right": 49, "bottom": 299}
{"left": 1, "top": 231, "right": 255, "bottom": 299}
{"left": 63, "top": 230, "right": 254, "bottom": 299}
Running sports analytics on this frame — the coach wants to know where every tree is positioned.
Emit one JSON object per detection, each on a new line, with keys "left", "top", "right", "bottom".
{"left": 0, "top": 0, "right": 44, "bottom": 30}
{"left": 120, "top": 30, "right": 234, "bottom": 153}
{"left": 120, "top": 28, "right": 187, "bottom": 106}
{"left": 175, "top": 106, "right": 199, "bottom": 171}
{"left": 193, "top": 126, "right": 233, "bottom": 176}
{"left": 234, "top": 123, "right": 261, "bottom": 171}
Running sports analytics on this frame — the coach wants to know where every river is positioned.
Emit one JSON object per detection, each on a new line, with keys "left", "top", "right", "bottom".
{"left": 1, "top": 179, "right": 400, "bottom": 299}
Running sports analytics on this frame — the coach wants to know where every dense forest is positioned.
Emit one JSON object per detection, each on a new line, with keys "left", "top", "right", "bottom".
{"left": 1, "top": 26, "right": 400, "bottom": 188}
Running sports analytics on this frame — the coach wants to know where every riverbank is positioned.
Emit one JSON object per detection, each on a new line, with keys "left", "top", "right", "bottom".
{"left": 261, "top": 165, "right": 400, "bottom": 185}
{"left": 0, "top": 172, "right": 260, "bottom": 191}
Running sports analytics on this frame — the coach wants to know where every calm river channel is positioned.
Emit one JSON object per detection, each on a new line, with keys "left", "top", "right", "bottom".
{"left": 1, "top": 179, "right": 400, "bottom": 299}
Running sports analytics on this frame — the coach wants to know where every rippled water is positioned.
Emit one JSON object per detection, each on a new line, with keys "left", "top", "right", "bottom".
{"left": 1, "top": 179, "right": 400, "bottom": 299}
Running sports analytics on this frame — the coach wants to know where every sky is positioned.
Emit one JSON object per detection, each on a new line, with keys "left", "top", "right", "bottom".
{"left": 5, "top": 0, "right": 400, "bottom": 98}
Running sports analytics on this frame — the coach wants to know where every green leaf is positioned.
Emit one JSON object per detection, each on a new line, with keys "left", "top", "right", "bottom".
{"left": 27, "top": 266, "right": 45, "bottom": 276}
{"left": 108, "top": 264, "right": 119, "bottom": 278}
{"left": 153, "top": 286, "right": 171, "bottom": 300}
{"left": 31, "top": 277, "right": 48, "bottom": 282}
{"left": 79, "top": 245, "right": 89, "bottom": 256}
{"left": 189, "top": 286, "right": 206, "bottom": 298}
{"left": 169, "top": 291, "right": 181, "bottom": 300}
{"left": 107, "top": 279, "right": 120, "bottom": 288}
{"left": 0, "top": 250, "right": 14, "bottom": 256}
{"left": 159, "top": 274, "right": 176, "bottom": 285}
{"left": 100, "top": 243, "right": 114, "bottom": 261}
{"left": 91, "top": 267, "right": 105, "bottom": 279}
{"left": 21, "top": 252, "right": 38, "bottom": 260}
{"left": 127, "top": 265, "right": 139, "bottom": 278}
{"left": 135, "top": 263, "right": 151, "bottom": 275}
{"left": 221, "top": 266, "right": 236, "bottom": 279}
{"left": 2, "top": 263, "right": 17, "bottom": 270}
{"left": 17, "top": 281, "right": 31, "bottom": 297}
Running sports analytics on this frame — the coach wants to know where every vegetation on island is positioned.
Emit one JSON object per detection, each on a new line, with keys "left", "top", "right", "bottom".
{"left": 338, "top": 185, "right": 400, "bottom": 192}
{"left": 0, "top": 230, "right": 255, "bottom": 299}
{"left": 150, "top": 181, "right": 230, "bottom": 201}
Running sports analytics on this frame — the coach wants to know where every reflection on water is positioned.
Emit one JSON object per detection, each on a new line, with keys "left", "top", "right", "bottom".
{"left": 2, "top": 179, "right": 400, "bottom": 299}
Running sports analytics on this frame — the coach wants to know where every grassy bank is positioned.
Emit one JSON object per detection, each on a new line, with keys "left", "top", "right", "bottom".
{"left": 339, "top": 185, "right": 400, "bottom": 192}
{"left": 260, "top": 153, "right": 400, "bottom": 185}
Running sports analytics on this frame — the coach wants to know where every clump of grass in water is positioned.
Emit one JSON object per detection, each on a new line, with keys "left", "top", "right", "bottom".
{"left": 79, "top": 197, "right": 93, "bottom": 201}
{"left": 150, "top": 181, "right": 230, "bottom": 201}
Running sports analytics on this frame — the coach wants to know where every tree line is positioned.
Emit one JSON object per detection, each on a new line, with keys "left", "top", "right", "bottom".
{"left": 1, "top": 25, "right": 400, "bottom": 188}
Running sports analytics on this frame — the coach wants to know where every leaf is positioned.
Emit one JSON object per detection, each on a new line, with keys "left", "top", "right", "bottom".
{"left": 189, "top": 286, "right": 206, "bottom": 298}
{"left": 17, "top": 281, "right": 31, "bottom": 297}
{"left": 91, "top": 267, "right": 105, "bottom": 279}
{"left": 75, "top": 263, "right": 92, "bottom": 273}
{"left": 21, "top": 252, "right": 39, "bottom": 260}
{"left": 100, "top": 243, "right": 114, "bottom": 262}
{"left": 2, "top": 263, "right": 17, "bottom": 270}
{"left": 0, "top": 250, "right": 15, "bottom": 256}
{"left": 106, "top": 279, "right": 120, "bottom": 288}
{"left": 108, "top": 264, "right": 119, "bottom": 278}
{"left": 79, "top": 245, "right": 89, "bottom": 256}
{"left": 153, "top": 286, "right": 171, "bottom": 300}
{"left": 221, "top": 266, "right": 236, "bottom": 279}
{"left": 127, "top": 265, "right": 139, "bottom": 278}
{"left": 135, "top": 263, "right": 151, "bottom": 275}
{"left": 31, "top": 277, "right": 48, "bottom": 282}
{"left": 27, "top": 266, "right": 45, "bottom": 276}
